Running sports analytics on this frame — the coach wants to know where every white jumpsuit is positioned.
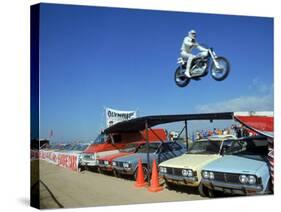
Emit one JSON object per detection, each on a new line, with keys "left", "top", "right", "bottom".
{"left": 180, "top": 36, "right": 208, "bottom": 77}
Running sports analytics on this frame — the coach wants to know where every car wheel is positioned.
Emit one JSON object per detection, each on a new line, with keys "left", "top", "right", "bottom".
{"left": 199, "top": 183, "right": 211, "bottom": 197}
{"left": 165, "top": 179, "right": 176, "bottom": 190}
{"left": 113, "top": 169, "right": 120, "bottom": 178}
{"left": 97, "top": 167, "right": 103, "bottom": 174}
{"left": 134, "top": 165, "right": 149, "bottom": 181}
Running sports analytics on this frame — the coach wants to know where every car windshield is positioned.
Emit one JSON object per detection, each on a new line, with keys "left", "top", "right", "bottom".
{"left": 136, "top": 143, "right": 160, "bottom": 153}
{"left": 120, "top": 143, "right": 142, "bottom": 153}
{"left": 231, "top": 139, "right": 268, "bottom": 161}
{"left": 92, "top": 133, "right": 108, "bottom": 144}
{"left": 71, "top": 144, "right": 89, "bottom": 151}
{"left": 187, "top": 140, "right": 222, "bottom": 154}
{"left": 63, "top": 144, "right": 73, "bottom": 150}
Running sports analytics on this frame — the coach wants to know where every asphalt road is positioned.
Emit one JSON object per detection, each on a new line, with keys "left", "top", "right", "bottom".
{"left": 39, "top": 160, "right": 205, "bottom": 209}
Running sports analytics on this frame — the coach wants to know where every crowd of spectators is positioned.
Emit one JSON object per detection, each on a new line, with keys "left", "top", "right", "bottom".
{"left": 192, "top": 124, "right": 256, "bottom": 141}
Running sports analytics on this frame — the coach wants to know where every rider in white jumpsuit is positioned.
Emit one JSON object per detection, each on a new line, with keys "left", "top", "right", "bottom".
{"left": 180, "top": 30, "right": 208, "bottom": 78}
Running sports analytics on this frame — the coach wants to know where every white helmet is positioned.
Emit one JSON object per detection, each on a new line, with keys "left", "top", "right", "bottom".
{"left": 188, "top": 29, "right": 196, "bottom": 39}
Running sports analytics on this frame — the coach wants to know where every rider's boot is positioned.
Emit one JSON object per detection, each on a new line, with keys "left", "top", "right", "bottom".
{"left": 184, "top": 69, "right": 191, "bottom": 78}
{"left": 184, "top": 55, "right": 195, "bottom": 78}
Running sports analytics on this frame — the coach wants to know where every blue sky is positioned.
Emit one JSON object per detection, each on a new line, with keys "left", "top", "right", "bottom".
{"left": 38, "top": 3, "right": 273, "bottom": 142}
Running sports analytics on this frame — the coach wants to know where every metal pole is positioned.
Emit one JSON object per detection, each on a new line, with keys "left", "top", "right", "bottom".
{"left": 145, "top": 120, "right": 150, "bottom": 185}
{"left": 184, "top": 120, "right": 188, "bottom": 150}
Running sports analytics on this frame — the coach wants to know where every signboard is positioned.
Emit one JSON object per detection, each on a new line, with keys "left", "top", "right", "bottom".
{"left": 105, "top": 107, "right": 137, "bottom": 127}
{"left": 39, "top": 150, "right": 79, "bottom": 171}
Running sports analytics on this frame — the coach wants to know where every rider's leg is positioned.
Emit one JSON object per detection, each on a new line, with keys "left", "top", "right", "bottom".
{"left": 185, "top": 55, "right": 195, "bottom": 78}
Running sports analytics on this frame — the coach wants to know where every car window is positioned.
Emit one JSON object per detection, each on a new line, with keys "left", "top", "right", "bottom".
{"left": 167, "top": 142, "right": 183, "bottom": 151}
{"left": 187, "top": 140, "right": 222, "bottom": 154}
{"left": 119, "top": 143, "right": 141, "bottom": 153}
{"left": 137, "top": 143, "right": 160, "bottom": 153}
{"left": 232, "top": 139, "right": 268, "bottom": 161}
{"left": 92, "top": 134, "right": 108, "bottom": 144}
{"left": 223, "top": 140, "right": 243, "bottom": 154}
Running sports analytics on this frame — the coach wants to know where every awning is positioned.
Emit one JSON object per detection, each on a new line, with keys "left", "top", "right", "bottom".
{"left": 233, "top": 111, "right": 274, "bottom": 138}
{"left": 104, "top": 112, "right": 234, "bottom": 134}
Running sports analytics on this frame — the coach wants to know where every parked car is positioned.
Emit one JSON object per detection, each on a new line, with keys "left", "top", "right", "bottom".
{"left": 80, "top": 128, "right": 167, "bottom": 169}
{"left": 96, "top": 141, "right": 146, "bottom": 175}
{"left": 200, "top": 136, "right": 271, "bottom": 197}
{"left": 158, "top": 135, "right": 236, "bottom": 190}
{"left": 112, "top": 141, "right": 186, "bottom": 180}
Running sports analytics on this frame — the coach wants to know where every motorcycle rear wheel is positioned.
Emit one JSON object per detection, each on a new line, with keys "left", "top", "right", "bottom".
{"left": 210, "top": 57, "right": 230, "bottom": 81}
{"left": 174, "top": 66, "right": 190, "bottom": 87}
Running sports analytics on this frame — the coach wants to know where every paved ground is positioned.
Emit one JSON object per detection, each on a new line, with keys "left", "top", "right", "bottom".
{"left": 39, "top": 160, "right": 205, "bottom": 209}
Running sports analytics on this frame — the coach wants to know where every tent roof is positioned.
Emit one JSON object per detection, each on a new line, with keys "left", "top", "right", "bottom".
{"left": 104, "top": 112, "right": 234, "bottom": 134}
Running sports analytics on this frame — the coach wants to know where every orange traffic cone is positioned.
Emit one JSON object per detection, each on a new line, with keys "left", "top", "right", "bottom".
{"left": 148, "top": 159, "right": 163, "bottom": 192}
{"left": 134, "top": 159, "right": 147, "bottom": 188}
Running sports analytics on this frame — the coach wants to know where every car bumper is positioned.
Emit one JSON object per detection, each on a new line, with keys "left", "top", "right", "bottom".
{"left": 80, "top": 159, "right": 97, "bottom": 167}
{"left": 99, "top": 164, "right": 113, "bottom": 172}
{"left": 160, "top": 173, "right": 199, "bottom": 187}
{"left": 113, "top": 166, "right": 134, "bottom": 175}
{"left": 201, "top": 179, "right": 264, "bottom": 195}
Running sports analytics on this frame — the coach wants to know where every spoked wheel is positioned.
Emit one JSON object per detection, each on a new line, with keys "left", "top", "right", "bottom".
{"left": 210, "top": 57, "right": 230, "bottom": 81}
{"left": 174, "top": 65, "right": 190, "bottom": 87}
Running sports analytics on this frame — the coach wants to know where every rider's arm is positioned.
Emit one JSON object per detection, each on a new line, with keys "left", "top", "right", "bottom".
{"left": 196, "top": 44, "right": 208, "bottom": 52}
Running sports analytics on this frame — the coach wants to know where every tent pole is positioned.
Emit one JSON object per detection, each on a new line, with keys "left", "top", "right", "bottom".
{"left": 185, "top": 120, "right": 188, "bottom": 150}
{"left": 145, "top": 120, "right": 150, "bottom": 185}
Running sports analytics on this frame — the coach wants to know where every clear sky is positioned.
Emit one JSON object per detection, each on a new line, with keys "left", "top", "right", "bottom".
{"left": 37, "top": 3, "right": 273, "bottom": 142}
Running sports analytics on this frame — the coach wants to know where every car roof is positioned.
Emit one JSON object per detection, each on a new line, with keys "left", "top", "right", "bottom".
{"left": 208, "top": 134, "right": 237, "bottom": 140}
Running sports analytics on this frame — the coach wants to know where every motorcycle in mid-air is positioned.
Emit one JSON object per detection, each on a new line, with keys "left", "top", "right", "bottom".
{"left": 174, "top": 47, "right": 230, "bottom": 87}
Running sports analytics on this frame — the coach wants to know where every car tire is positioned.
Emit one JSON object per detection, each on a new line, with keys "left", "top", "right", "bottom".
{"left": 165, "top": 179, "right": 176, "bottom": 190}
{"left": 97, "top": 167, "right": 103, "bottom": 174}
{"left": 113, "top": 169, "right": 120, "bottom": 178}
{"left": 199, "top": 183, "right": 211, "bottom": 197}
{"left": 134, "top": 165, "right": 149, "bottom": 181}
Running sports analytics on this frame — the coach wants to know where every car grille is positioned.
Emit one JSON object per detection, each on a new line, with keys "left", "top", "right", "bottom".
{"left": 98, "top": 160, "right": 105, "bottom": 165}
{"left": 115, "top": 161, "right": 124, "bottom": 167}
{"left": 213, "top": 172, "right": 240, "bottom": 183}
{"left": 166, "top": 167, "right": 183, "bottom": 176}
{"left": 83, "top": 154, "right": 92, "bottom": 160}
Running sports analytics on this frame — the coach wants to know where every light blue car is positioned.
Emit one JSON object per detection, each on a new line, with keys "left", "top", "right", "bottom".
{"left": 200, "top": 136, "right": 272, "bottom": 197}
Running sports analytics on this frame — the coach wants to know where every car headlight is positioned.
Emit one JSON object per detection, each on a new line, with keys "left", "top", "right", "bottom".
{"left": 248, "top": 175, "right": 256, "bottom": 184}
{"left": 239, "top": 175, "right": 248, "bottom": 184}
{"left": 112, "top": 161, "right": 117, "bottom": 166}
{"left": 182, "top": 169, "right": 188, "bottom": 176}
{"left": 187, "top": 169, "right": 193, "bottom": 177}
{"left": 123, "top": 162, "right": 130, "bottom": 168}
{"left": 160, "top": 167, "right": 167, "bottom": 173}
{"left": 209, "top": 172, "right": 215, "bottom": 180}
{"left": 202, "top": 171, "right": 209, "bottom": 179}
{"left": 104, "top": 161, "right": 109, "bottom": 165}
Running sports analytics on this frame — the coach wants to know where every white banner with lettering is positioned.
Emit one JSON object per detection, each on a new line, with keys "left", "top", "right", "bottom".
{"left": 106, "top": 107, "right": 137, "bottom": 127}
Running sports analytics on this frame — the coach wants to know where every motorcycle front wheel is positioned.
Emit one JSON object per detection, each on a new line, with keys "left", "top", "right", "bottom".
{"left": 174, "top": 66, "right": 190, "bottom": 87}
{"left": 210, "top": 57, "right": 230, "bottom": 81}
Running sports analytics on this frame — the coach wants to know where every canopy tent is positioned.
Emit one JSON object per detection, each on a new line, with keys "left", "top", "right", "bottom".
{"left": 104, "top": 112, "right": 234, "bottom": 134}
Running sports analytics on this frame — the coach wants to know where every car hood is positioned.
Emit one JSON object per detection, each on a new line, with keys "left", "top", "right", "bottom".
{"left": 113, "top": 153, "right": 153, "bottom": 163}
{"left": 203, "top": 155, "right": 266, "bottom": 174}
{"left": 159, "top": 154, "right": 220, "bottom": 170}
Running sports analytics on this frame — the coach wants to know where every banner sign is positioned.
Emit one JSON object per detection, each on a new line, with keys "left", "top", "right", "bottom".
{"left": 105, "top": 107, "right": 137, "bottom": 127}
{"left": 39, "top": 150, "right": 79, "bottom": 172}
